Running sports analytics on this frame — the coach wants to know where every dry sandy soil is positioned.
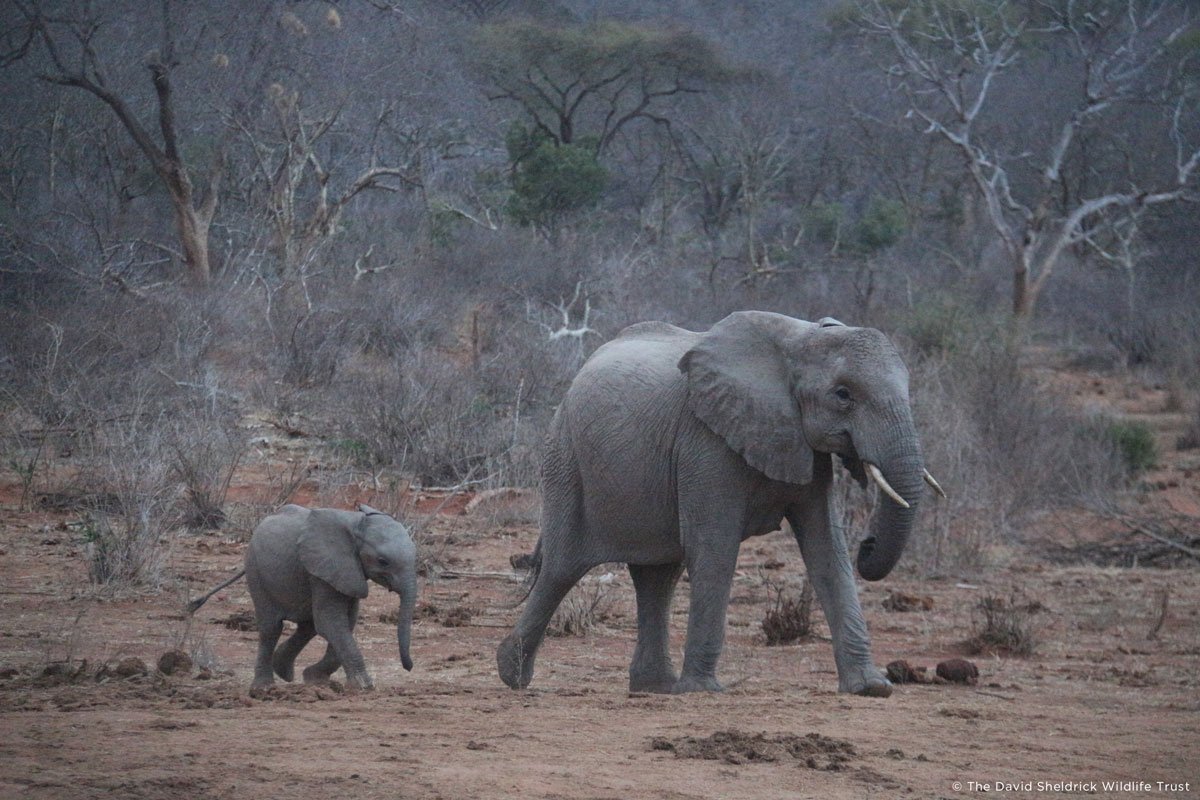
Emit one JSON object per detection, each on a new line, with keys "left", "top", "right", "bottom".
{"left": 2, "top": 357, "right": 1198, "bottom": 800}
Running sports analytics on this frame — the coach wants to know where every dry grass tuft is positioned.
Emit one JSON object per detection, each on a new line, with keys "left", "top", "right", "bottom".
{"left": 967, "top": 592, "right": 1044, "bottom": 656}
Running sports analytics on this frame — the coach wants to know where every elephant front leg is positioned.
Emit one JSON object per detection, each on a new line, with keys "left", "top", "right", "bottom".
{"left": 675, "top": 534, "right": 740, "bottom": 694}
{"left": 789, "top": 498, "right": 891, "bottom": 698}
{"left": 628, "top": 562, "right": 683, "bottom": 693}
{"left": 313, "top": 588, "right": 372, "bottom": 691}
{"left": 303, "top": 599, "right": 356, "bottom": 683}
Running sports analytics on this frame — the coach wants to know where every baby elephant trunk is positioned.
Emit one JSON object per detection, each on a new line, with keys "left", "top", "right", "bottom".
{"left": 396, "top": 568, "right": 416, "bottom": 671}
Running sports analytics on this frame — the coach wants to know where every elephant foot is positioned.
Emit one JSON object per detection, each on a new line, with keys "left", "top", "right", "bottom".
{"left": 345, "top": 676, "right": 375, "bottom": 693}
{"left": 497, "top": 633, "right": 534, "bottom": 690}
{"left": 250, "top": 675, "right": 275, "bottom": 693}
{"left": 301, "top": 665, "right": 333, "bottom": 685}
{"left": 839, "top": 666, "right": 893, "bottom": 698}
{"left": 629, "top": 667, "right": 678, "bottom": 694}
{"left": 672, "top": 674, "right": 725, "bottom": 694}
{"left": 272, "top": 653, "right": 296, "bottom": 683}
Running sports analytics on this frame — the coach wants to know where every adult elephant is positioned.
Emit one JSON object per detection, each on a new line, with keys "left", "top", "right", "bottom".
{"left": 497, "top": 311, "right": 942, "bottom": 696}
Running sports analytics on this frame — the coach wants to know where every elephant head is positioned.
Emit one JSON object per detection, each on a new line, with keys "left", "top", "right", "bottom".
{"left": 298, "top": 505, "right": 417, "bottom": 670}
{"left": 679, "top": 311, "right": 939, "bottom": 581}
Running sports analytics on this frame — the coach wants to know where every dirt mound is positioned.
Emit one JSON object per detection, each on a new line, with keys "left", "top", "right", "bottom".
{"left": 1, "top": 670, "right": 250, "bottom": 713}
{"left": 247, "top": 681, "right": 346, "bottom": 702}
{"left": 212, "top": 609, "right": 255, "bottom": 631}
{"left": 883, "top": 590, "right": 935, "bottom": 612}
{"left": 651, "top": 730, "right": 856, "bottom": 770}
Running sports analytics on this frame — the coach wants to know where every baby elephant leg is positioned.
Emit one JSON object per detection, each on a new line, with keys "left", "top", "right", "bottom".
{"left": 302, "top": 642, "right": 341, "bottom": 684}
{"left": 312, "top": 589, "right": 371, "bottom": 690}
{"left": 273, "top": 619, "right": 317, "bottom": 682}
{"left": 252, "top": 612, "right": 285, "bottom": 690}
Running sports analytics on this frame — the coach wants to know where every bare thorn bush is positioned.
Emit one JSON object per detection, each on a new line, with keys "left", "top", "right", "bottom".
{"left": 548, "top": 574, "right": 614, "bottom": 637}
{"left": 1177, "top": 405, "right": 1200, "bottom": 452}
{"left": 761, "top": 577, "right": 814, "bottom": 646}
{"left": 903, "top": 330, "right": 1128, "bottom": 575}
{"left": 169, "top": 406, "right": 246, "bottom": 530}
{"left": 79, "top": 419, "right": 178, "bottom": 589}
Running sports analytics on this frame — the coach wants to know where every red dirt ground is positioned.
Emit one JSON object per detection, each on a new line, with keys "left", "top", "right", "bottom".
{"left": 2, "top": 357, "right": 1198, "bottom": 800}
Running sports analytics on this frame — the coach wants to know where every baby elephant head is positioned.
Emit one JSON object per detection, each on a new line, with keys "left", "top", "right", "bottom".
{"left": 355, "top": 505, "right": 417, "bottom": 671}
{"left": 298, "top": 504, "right": 417, "bottom": 671}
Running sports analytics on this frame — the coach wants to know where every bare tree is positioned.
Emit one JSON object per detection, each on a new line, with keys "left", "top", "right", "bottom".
{"left": 10, "top": 1, "right": 229, "bottom": 284}
{"left": 233, "top": 87, "right": 423, "bottom": 277}
{"left": 674, "top": 83, "right": 795, "bottom": 285}
{"left": 862, "top": 0, "right": 1199, "bottom": 319}
{"left": 473, "top": 19, "right": 735, "bottom": 153}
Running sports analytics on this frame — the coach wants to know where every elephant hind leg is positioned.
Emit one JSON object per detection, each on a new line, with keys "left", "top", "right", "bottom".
{"left": 272, "top": 620, "right": 317, "bottom": 682}
{"left": 499, "top": 431, "right": 592, "bottom": 690}
{"left": 497, "top": 558, "right": 590, "bottom": 689}
{"left": 628, "top": 562, "right": 683, "bottom": 693}
{"left": 252, "top": 612, "right": 285, "bottom": 690}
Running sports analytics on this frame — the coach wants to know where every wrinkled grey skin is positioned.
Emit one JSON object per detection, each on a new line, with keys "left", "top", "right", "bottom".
{"left": 497, "top": 311, "right": 926, "bottom": 697}
{"left": 191, "top": 504, "right": 417, "bottom": 691}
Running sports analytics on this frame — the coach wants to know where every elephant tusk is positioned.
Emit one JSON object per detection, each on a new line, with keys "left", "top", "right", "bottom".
{"left": 866, "top": 463, "right": 910, "bottom": 509}
{"left": 923, "top": 469, "right": 946, "bottom": 499}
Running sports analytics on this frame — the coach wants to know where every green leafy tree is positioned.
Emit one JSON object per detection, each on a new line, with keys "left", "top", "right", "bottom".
{"left": 505, "top": 125, "right": 607, "bottom": 229}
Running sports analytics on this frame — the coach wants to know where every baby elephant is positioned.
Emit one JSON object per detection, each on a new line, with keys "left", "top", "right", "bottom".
{"left": 188, "top": 504, "right": 417, "bottom": 691}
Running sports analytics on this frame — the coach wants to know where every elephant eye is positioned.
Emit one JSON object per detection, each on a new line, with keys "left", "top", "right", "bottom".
{"left": 834, "top": 387, "right": 852, "bottom": 402}
{"left": 377, "top": 557, "right": 389, "bottom": 567}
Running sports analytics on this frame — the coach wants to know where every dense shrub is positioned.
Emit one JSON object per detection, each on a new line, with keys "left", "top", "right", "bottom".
{"left": 1105, "top": 420, "right": 1157, "bottom": 474}
{"left": 506, "top": 127, "right": 607, "bottom": 230}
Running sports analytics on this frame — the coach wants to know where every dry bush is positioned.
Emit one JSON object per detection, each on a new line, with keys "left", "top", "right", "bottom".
{"left": 902, "top": 331, "right": 1128, "bottom": 575}
{"left": 334, "top": 342, "right": 548, "bottom": 489}
{"left": 169, "top": 404, "right": 247, "bottom": 529}
{"left": 1177, "top": 405, "right": 1200, "bottom": 452}
{"left": 280, "top": 308, "right": 349, "bottom": 390}
{"left": 967, "top": 593, "right": 1043, "bottom": 656}
{"left": 548, "top": 574, "right": 614, "bottom": 637}
{"left": 760, "top": 577, "right": 814, "bottom": 645}
{"left": 78, "top": 417, "right": 179, "bottom": 588}
{"left": 0, "top": 412, "right": 48, "bottom": 511}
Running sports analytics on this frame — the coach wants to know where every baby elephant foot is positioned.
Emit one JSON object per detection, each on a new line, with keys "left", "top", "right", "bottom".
{"left": 250, "top": 676, "right": 275, "bottom": 690}
{"left": 345, "top": 673, "right": 374, "bottom": 693}
{"left": 272, "top": 653, "right": 296, "bottom": 683}
{"left": 301, "top": 665, "right": 333, "bottom": 685}
{"left": 672, "top": 674, "right": 725, "bottom": 694}
{"left": 497, "top": 633, "right": 534, "bottom": 690}
{"left": 839, "top": 665, "right": 893, "bottom": 698}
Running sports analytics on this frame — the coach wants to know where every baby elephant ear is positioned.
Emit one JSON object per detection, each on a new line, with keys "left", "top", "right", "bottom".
{"left": 679, "top": 311, "right": 814, "bottom": 485}
{"left": 298, "top": 510, "right": 369, "bottom": 599}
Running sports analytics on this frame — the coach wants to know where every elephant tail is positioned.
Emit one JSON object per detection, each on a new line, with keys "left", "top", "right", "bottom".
{"left": 509, "top": 539, "right": 542, "bottom": 608}
{"left": 185, "top": 569, "right": 246, "bottom": 614}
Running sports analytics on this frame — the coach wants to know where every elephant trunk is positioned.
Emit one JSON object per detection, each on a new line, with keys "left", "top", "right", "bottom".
{"left": 396, "top": 565, "right": 416, "bottom": 671}
{"left": 855, "top": 411, "right": 924, "bottom": 582}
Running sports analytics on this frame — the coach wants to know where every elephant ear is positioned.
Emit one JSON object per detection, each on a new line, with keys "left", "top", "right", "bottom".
{"left": 678, "top": 311, "right": 814, "bottom": 485}
{"left": 297, "top": 510, "right": 369, "bottom": 599}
